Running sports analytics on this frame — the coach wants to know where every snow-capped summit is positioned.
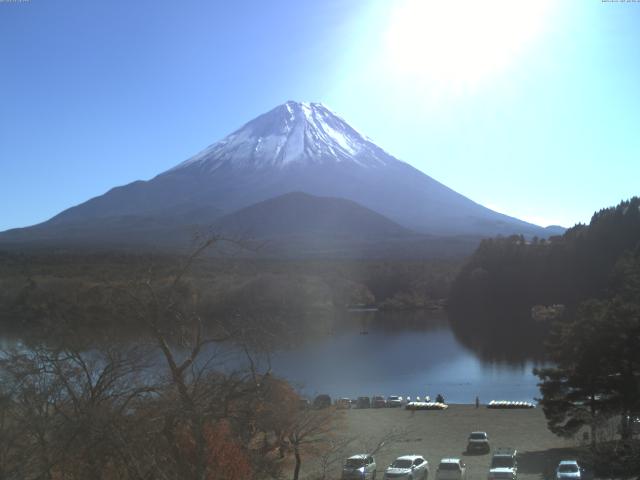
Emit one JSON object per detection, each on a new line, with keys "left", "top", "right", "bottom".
{"left": 0, "top": 100, "right": 556, "bottom": 251}
{"left": 170, "top": 101, "right": 394, "bottom": 173}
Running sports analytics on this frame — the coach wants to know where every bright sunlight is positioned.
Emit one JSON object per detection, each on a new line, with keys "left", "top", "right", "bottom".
{"left": 384, "top": 0, "right": 553, "bottom": 93}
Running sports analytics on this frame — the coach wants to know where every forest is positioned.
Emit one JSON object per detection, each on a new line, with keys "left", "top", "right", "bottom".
{"left": 0, "top": 239, "right": 408, "bottom": 480}
{"left": 0, "top": 247, "right": 461, "bottom": 345}
{"left": 449, "top": 198, "right": 640, "bottom": 473}
{"left": 448, "top": 197, "right": 640, "bottom": 355}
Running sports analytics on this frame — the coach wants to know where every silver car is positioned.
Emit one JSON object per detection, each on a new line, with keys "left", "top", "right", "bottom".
{"left": 384, "top": 455, "right": 429, "bottom": 480}
{"left": 342, "top": 454, "right": 377, "bottom": 480}
{"left": 466, "top": 431, "right": 490, "bottom": 454}
{"left": 555, "top": 460, "right": 583, "bottom": 480}
{"left": 435, "top": 458, "right": 466, "bottom": 480}
{"left": 488, "top": 448, "right": 517, "bottom": 480}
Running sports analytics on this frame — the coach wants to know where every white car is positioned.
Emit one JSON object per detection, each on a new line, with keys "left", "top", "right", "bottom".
{"left": 488, "top": 448, "right": 517, "bottom": 480}
{"left": 387, "top": 395, "right": 404, "bottom": 407}
{"left": 555, "top": 460, "right": 583, "bottom": 480}
{"left": 342, "top": 454, "right": 377, "bottom": 480}
{"left": 435, "top": 458, "right": 466, "bottom": 480}
{"left": 384, "top": 455, "right": 429, "bottom": 480}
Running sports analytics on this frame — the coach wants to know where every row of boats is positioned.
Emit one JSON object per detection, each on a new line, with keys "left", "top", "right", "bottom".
{"left": 405, "top": 401, "right": 449, "bottom": 410}
{"left": 487, "top": 400, "right": 535, "bottom": 409}
{"left": 403, "top": 400, "right": 536, "bottom": 411}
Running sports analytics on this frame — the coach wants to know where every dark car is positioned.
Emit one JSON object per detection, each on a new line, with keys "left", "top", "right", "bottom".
{"left": 313, "top": 394, "right": 332, "bottom": 409}
{"left": 372, "top": 395, "right": 387, "bottom": 408}
{"left": 356, "top": 396, "right": 371, "bottom": 409}
{"left": 466, "top": 431, "right": 490, "bottom": 454}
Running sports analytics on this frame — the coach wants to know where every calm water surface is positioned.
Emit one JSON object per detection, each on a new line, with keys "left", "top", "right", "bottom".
{"left": 0, "top": 311, "right": 545, "bottom": 404}
{"left": 268, "top": 311, "right": 545, "bottom": 404}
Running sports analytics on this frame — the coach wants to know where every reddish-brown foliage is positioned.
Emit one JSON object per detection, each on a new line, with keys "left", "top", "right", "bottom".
{"left": 205, "top": 421, "right": 253, "bottom": 480}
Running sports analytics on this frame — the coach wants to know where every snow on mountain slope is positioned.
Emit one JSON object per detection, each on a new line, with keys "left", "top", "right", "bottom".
{"left": 0, "top": 100, "right": 555, "bottom": 246}
{"left": 169, "top": 101, "right": 393, "bottom": 172}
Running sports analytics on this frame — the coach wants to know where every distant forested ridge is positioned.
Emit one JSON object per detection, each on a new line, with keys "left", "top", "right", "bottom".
{"left": 0, "top": 252, "right": 459, "bottom": 340}
{"left": 448, "top": 197, "right": 640, "bottom": 353}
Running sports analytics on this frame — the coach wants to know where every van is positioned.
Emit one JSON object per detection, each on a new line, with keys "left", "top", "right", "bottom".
{"left": 488, "top": 448, "right": 517, "bottom": 480}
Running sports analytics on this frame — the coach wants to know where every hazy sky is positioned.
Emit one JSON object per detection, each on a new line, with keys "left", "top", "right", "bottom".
{"left": 1, "top": 0, "right": 639, "bottom": 231}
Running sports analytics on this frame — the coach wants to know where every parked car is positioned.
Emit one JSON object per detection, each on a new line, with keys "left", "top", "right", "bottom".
{"left": 384, "top": 455, "right": 429, "bottom": 480}
{"left": 372, "top": 395, "right": 387, "bottom": 408}
{"left": 619, "top": 415, "right": 640, "bottom": 436}
{"left": 555, "top": 460, "right": 583, "bottom": 480}
{"left": 466, "top": 431, "right": 490, "bottom": 454}
{"left": 298, "top": 398, "right": 310, "bottom": 410}
{"left": 488, "top": 448, "right": 517, "bottom": 480}
{"left": 337, "top": 398, "right": 352, "bottom": 409}
{"left": 387, "top": 395, "right": 403, "bottom": 407}
{"left": 342, "top": 454, "right": 377, "bottom": 480}
{"left": 313, "top": 394, "right": 332, "bottom": 409}
{"left": 356, "top": 396, "right": 371, "bottom": 409}
{"left": 435, "top": 458, "right": 466, "bottom": 480}
{"left": 633, "top": 415, "right": 640, "bottom": 435}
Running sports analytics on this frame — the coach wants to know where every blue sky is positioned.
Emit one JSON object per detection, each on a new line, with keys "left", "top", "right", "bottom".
{"left": 1, "top": 0, "right": 639, "bottom": 231}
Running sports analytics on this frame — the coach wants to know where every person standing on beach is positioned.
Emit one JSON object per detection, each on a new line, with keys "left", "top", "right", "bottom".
{"left": 475, "top": 396, "right": 480, "bottom": 408}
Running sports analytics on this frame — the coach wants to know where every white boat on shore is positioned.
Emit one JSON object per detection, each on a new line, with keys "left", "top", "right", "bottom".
{"left": 487, "top": 400, "right": 535, "bottom": 409}
{"left": 405, "top": 401, "right": 448, "bottom": 411}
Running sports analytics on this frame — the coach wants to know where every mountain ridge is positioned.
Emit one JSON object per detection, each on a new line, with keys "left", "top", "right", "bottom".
{"left": 0, "top": 101, "right": 563, "bottom": 254}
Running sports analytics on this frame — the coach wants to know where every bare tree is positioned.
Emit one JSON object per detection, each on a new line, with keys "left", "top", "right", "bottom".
{"left": 0, "top": 236, "right": 323, "bottom": 480}
{"left": 0, "top": 345, "right": 156, "bottom": 480}
{"left": 362, "top": 426, "right": 409, "bottom": 457}
{"left": 311, "top": 435, "right": 357, "bottom": 480}
{"left": 284, "top": 407, "right": 340, "bottom": 480}
{"left": 112, "top": 236, "right": 292, "bottom": 480}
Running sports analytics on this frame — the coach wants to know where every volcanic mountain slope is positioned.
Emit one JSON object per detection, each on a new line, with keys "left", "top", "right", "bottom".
{"left": 1, "top": 101, "right": 557, "bottom": 251}
{"left": 213, "top": 192, "right": 411, "bottom": 239}
{"left": 208, "top": 192, "right": 481, "bottom": 258}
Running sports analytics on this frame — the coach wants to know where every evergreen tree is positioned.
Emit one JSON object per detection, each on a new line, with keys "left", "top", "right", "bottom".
{"left": 536, "top": 247, "right": 640, "bottom": 443}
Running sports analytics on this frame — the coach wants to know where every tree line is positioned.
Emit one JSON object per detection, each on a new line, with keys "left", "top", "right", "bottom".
{"left": 0, "top": 252, "right": 461, "bottom": 337}
{"left": 448, "top": 197, "right": 640, "bottom": 474}
{"left": 0, "top": 239, "right": 285, "bottom": 480}
{"left": 535, "top": 245, "right": 640, "bottom": 477}
{"left": 0, "top": 238, "right": 405, "bottom": 480}
{"left": 447, "top": 197, "right": 640, "bottom": 354}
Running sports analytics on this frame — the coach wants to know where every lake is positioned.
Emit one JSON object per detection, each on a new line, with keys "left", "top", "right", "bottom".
{"left": 0, "top": 310, "right": 546, "bottom": 405}
{"left": 266, "top": 310, "right": 545, "bottom": 404}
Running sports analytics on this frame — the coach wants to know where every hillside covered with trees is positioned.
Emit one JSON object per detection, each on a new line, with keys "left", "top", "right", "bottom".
{"left": 448, "top": 197, "right": 640, "bottom": 356}
{"left": 449, "top": 197, "right": 640, "bottom": 472}
{"left": 0, "top": 251, "right": 460, "bottom": 343}
{"left": 534, "top": 244, "right": 640, "bottom": 475}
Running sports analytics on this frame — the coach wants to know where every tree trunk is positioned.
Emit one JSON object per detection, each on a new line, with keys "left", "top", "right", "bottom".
{"left": 193, "top": 417, "right": 208, "bottom": 480}
{"left": 589, "top": 395, "right": 597, "bottom": 448}
{"left": 292, "top": 445, "right": 301, "bottom": 480}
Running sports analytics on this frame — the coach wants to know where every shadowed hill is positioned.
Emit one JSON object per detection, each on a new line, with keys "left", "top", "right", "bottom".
{"left": 213, "top": 192, "right": 412, "bottom": 239}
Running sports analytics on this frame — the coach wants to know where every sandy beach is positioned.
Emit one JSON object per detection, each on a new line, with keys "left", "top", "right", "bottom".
{"left": 302, "top": 404, "right": 585, "bottom": 480}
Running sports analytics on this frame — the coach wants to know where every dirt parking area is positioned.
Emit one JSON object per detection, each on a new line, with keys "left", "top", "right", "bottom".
{"left": 303, "top": 405, "right": 585, "bottom": 480}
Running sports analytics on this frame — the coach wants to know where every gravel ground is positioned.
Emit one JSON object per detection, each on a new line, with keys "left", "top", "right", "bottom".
{"left": 301, "top": 404, "right": 585, "bottom": 480}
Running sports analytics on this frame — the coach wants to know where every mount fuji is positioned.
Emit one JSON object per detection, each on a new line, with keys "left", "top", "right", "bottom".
{"left": 0, "top": 101, "right": 560, "bottom": 254}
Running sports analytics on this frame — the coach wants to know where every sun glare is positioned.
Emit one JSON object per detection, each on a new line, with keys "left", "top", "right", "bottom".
{"left": 384, "top": 0, "right": 552, "bottom": 93}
